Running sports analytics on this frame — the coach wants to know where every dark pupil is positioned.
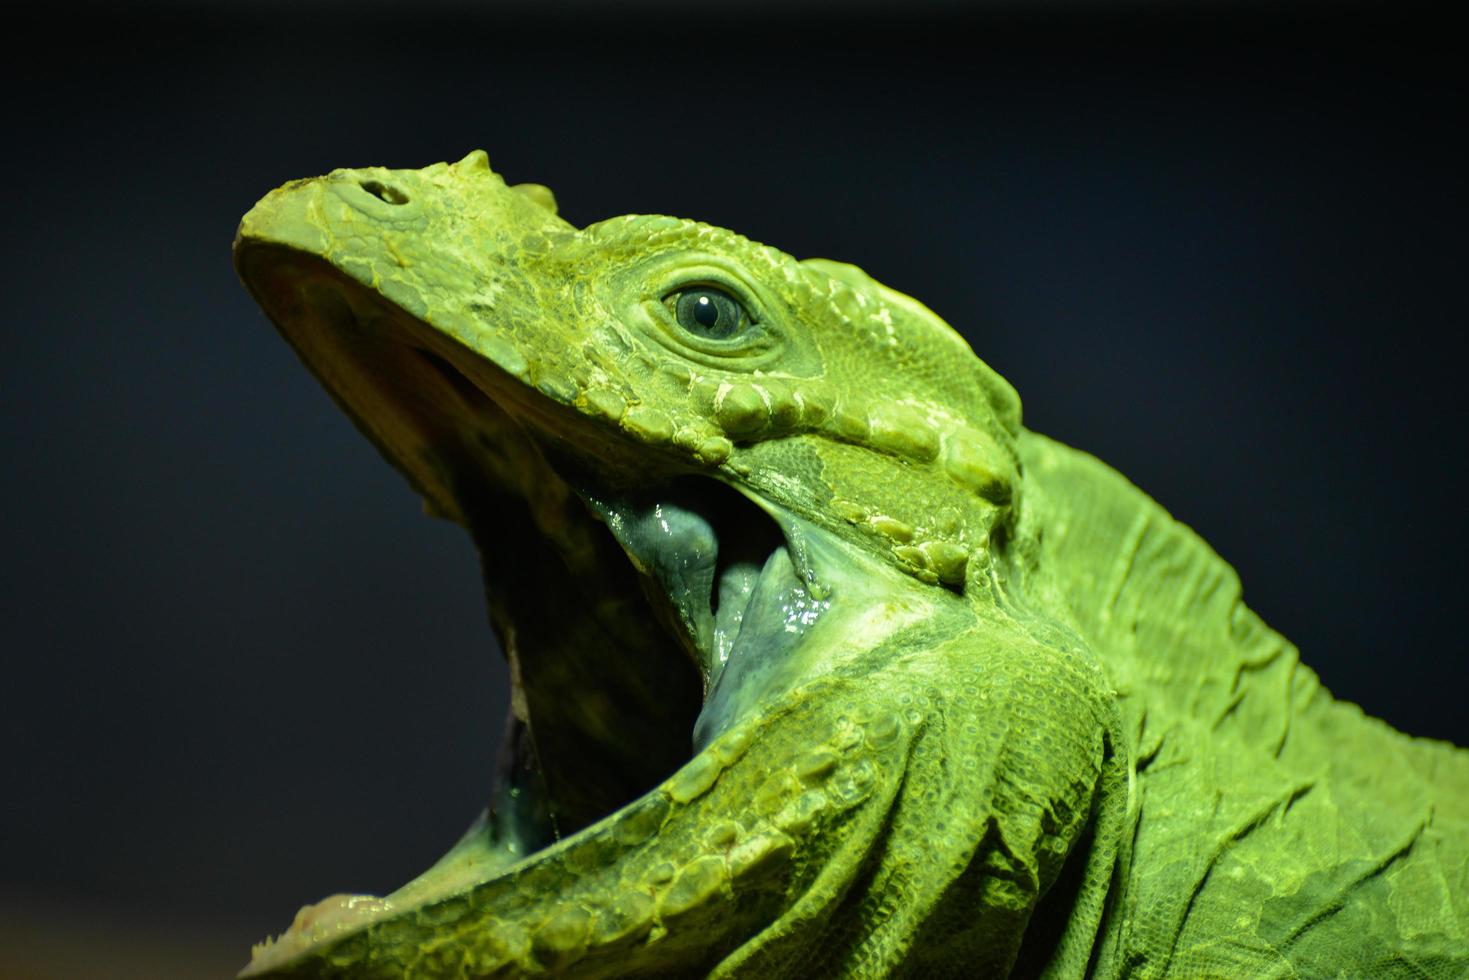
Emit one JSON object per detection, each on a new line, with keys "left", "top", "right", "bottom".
{"left": 693, "top": 296, "right": 719, "bottom": 327}
{"left": 676, "top": 289, "right": 744, "bottom": 339}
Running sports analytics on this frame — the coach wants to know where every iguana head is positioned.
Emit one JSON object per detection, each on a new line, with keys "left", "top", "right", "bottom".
{"left": 233, "top": 150, "right": 1023, "bottom": 974}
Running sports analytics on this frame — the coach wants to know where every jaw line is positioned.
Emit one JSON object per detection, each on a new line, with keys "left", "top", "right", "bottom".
{"left": 236, "top": 258, "right": 873, "bottom": 978}
{"left": 239, "top": 478, "right": 823, "bottom": 978}
{"left": 237, "top": 268, "right": 707, "bottom": 974}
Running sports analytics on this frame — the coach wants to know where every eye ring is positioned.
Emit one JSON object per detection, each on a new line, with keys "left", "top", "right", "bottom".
{"left": 663, "top": 285, "right": 755, "bottom": 341}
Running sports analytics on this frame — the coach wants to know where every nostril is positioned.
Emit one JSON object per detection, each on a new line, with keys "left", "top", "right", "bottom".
{"left": 359, "top": 180, "right": 409, "bottom": 205}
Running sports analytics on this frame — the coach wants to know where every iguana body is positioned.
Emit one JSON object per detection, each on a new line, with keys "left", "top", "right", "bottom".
{"left": 233, "top": 151, "right": 1469, "bottom": 978}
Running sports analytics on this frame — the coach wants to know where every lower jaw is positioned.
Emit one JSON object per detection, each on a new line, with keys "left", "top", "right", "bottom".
{"left": 243, "top": 505, "right": 800, "bottom": 975}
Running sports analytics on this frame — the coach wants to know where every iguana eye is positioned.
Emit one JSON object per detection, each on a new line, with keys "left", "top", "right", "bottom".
{"left": 670, "top": 287, "right": 751, "bottom": 340}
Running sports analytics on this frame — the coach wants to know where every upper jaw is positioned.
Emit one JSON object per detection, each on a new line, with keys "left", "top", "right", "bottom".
{"left": 232, "top": 246, "right": 784, "bottom": 680}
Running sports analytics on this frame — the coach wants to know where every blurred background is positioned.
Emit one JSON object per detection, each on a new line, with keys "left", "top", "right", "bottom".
{"left": 4, "top": 1, "right": 1464, "bottom": 975}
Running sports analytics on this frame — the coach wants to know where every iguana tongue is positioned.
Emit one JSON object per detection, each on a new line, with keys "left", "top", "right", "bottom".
{"left": 582, "top": 494, "right": 720, "bottom": 668}
{"left": 575, "top": 479, "right": 802, "bottom": 684}
{"left": 695, "top": 546, "right": 830, "bottom": 748}
{"left": 712, "top": 555, "right": 762, "bottom": 672}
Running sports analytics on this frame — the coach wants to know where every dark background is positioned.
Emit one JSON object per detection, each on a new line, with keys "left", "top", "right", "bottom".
{"left": 4, "top": 3, "right": 1465, "bottom": 975}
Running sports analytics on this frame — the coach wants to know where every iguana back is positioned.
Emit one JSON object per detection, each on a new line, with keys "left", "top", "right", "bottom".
{"left": 1014, "top": 431, "right": 1469, "bottom": 976}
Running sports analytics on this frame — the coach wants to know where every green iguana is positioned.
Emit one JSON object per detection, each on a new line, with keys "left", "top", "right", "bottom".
{"left": 233, "top": 151, "right": 1469, "bottom": 978}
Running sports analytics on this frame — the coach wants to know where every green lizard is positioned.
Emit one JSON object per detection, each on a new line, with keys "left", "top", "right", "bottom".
{"left": 233, "top": 151, "right": 1469, "bottom": 978}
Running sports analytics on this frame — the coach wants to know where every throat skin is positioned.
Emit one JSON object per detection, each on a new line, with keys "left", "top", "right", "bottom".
{"left": 233, "top": 152, "right": 1469, "bottom": 979}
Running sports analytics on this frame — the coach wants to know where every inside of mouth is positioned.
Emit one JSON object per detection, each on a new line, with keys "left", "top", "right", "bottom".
{"left": 575, "top": 477, "right": 789, "bottom": 682}
{"left": 456, "top": 471, "right": 792, "bottom": 849}
{"left": 246, "top": 476, "right": 794, "bottom": 973}
{"left": 237, "top": 254, "right": 798, "bottom": 971}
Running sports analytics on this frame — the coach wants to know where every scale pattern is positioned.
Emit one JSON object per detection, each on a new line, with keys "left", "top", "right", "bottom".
{"left": 234, "top": 151, "right": 1469, "bottom": 978}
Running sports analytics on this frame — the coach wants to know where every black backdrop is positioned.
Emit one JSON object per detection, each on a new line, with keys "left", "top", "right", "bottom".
{"left": 4, "top": 4, "right": 1465, "bottom": 975}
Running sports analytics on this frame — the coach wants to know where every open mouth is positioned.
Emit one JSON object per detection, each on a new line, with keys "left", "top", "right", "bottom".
{"left": 235, "top": 252, "right": 813, "bottom": 974}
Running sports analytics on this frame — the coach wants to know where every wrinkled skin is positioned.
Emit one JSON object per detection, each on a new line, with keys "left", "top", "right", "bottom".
{"left": 233, "top": 152, "right": 1469, "bottom": 978}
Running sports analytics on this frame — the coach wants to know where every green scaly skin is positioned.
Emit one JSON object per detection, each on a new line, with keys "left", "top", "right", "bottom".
{"left": 233, "top": 151, "right": 1469, "bottom": 978}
